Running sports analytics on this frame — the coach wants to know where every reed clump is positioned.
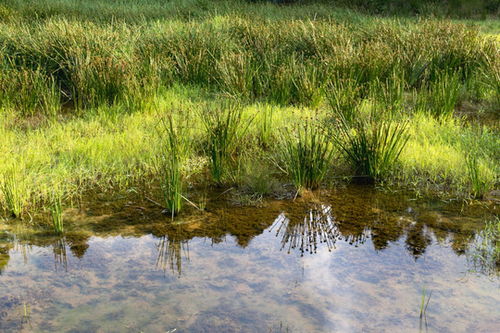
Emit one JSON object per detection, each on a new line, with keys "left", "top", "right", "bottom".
{"left": 466, "top": 154, "right": 493, "bottom": 199}
{"left": 278, "top": 122, "right": 334, "bottom": 190}
{"left": 1, "top": 169, "right": 28, "bottom": 218}
{"left": 49, "top": 192, "right": 64, "bottom": 233}
{"left": 200, "top": 103, "right": 251, "bottom": 184}
{"left": 415, "top": 70, "right": 463, "bottom": 118}
{"left": 328, "top": 105, "right": 410, "bottom": 182}
{"left": 0, "top": 12, "right": 496, "bottom": 116}
{"left": 157, "top": 114, "right": 190, "bottom": 217}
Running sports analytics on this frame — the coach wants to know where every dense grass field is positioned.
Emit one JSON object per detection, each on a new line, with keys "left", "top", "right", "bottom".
{"left": 0, "top": 0, "right": 498, "bottom": 224}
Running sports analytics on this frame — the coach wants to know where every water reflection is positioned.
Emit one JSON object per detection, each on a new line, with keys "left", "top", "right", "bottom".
{"left": 0, "top": 188, "right": 497, "bottom": 277}
{"left": 156, "top": 234, "right": 190, "bottom": 277}
{"left": 270, "top": 205, "right": 342, "bottom": 255}
{"left": 52, "top": 238, "right": 68, "bottom": 271}
{"left": 0, "top": 188, "right": 498, "bottom": 332}
{"left": 1, "top": 233, "right": 29, "bottom": 275}
{"left": 268, "top": 203, "right": 441, "bottom": 260}
{"left": 0, "top": 242, "right": 12, "bottom": 274}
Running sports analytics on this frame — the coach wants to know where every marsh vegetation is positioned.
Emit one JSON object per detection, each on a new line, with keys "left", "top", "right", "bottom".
{"left": 0, "top": 0, "right": 497, "bottom": 233}
{"left": 0, "top": 1, "right": 498, "bottom": 328}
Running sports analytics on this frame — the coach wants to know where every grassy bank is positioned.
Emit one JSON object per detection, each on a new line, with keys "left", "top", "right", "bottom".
{"left": 0, "top": 0, "right": 498, "bottom": 223}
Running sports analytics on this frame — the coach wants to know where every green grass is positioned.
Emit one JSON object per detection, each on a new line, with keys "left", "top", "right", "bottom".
{"left": 0, "top": 0, "right": 497, "bottom": 220}
{"left": 157, "top": 114, "right": 190, "bottom": 217}
{"left": 277, "top": 122, "right": 334, "bottom": 190}
{"left": 415, "top": 70, "right": 463, "bottom": 118}
{"left": 1, "top": 168, "right": 27, "bottom": 218}
{"left": 200, "top": 102, "right": 252, "bottom": 184}
{"left": 0, "top": 84, "right": 497, "bottom": 219}
{"left": 397, "top": 113, "right": 498, "bottom": 196}
{"left": 328, "top": 102, "right": 410, "bottom": 182}
{"left": 49, "top": 191, "right": 64, "bottom": 233}
{"left": 0, "top": 6, "right": 497, "bottom": 114}
{"left": 419, "top": 287, "right": 432, "bottom": 325}
{"left": 466, "top": 154, "right": 491, "bottom": 199}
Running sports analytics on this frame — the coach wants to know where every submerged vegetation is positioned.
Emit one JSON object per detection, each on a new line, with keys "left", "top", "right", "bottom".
{"left": 0, "top": 0, "right": 497, "bottom": 226}
{"left": 468, "top": 217, "right": 500, "bottom": 275}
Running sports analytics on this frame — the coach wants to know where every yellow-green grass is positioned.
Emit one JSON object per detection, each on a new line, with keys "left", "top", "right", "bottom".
{"left": 0, "top": 85, "right": 498, "bottom": 219}
{"left": 397, "top": 113, "right": 499, "bottom": 196}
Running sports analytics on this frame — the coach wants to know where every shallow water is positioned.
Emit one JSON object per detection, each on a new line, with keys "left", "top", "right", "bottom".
{"left": 0, "top": 187, "right": 498, "bottom": 332}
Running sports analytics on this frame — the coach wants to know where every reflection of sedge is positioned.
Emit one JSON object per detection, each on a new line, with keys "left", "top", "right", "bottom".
{"left": 156, "top": 235, "right": 190, "bottom": 277}
{"left": 269, "top": 205, "right": 368, "bottom": 256}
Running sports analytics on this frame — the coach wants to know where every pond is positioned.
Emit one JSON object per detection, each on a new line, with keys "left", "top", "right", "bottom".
{"left": 0, "top": 187, "right": 498, "bottom": 332}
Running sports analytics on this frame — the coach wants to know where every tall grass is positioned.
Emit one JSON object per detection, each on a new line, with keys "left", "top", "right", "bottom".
{"left": 49, "top": 192, "right": 64, "bottom": 233}
{"left": 157, "top": 114, "right": 189, "bottom": 217}
{"left": 328, "top": 105, "right": 410, "bottom": 182}
{"left": 0, "top": 66, "right": 61, "bottom": 117}
{"left": 466, "top": 154, "right": 491, "bottom": 199}
{"left": 0, "top": 12, "right": 496, "bottom": 116}
{"left": 200, "top": 103, "right": 251, "bottom": 184}
{"left": 256, "top": 104, "right": 275, "bottom": 147}
{"left": 339, "top": 0, "right": 499, "bottom": 17}
{"left": 416, "top": 70, "right": 463, "bottom": 118}
{"left": 368, "top": 71, "right": 405, "bottom": 113}
{"left": 326, "top": 74, "right": 363, "bottom": 125}
{"left": 481, "top": 53, "right": 500, "bottom": 105}
{"left": 1, "top": 169, "right": 27, "bottom": 218}
{"left": 278, "top": 122, "right": 334, "bottom": 190}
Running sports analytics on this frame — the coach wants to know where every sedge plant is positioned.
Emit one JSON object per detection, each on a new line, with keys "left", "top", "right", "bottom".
{"left": 466, "top": 154, "right": 491, "bottom": 199}
{"left": 278, "top": 121, "right": 334, "bottom": 190}
{"left": 200, "top": 102, "right": 252, "bottom": 184}
{"left": 416, "top": 70, "right": 463, "bottom": 118}
{"left": 328, "top": 104, "right": 410, "bottom": 182}
{"left": 157, "top": 114, "right": 190, "bottom": 217}
{"left": 1, "top": 168, "right": 27, "bottom": 218}
{"left": 49, "top": 192, "right": 64, "bottom": 234}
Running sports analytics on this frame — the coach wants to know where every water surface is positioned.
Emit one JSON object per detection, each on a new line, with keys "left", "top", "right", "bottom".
{"left": 0, "top": 187, "right": 498, "bottom": 332}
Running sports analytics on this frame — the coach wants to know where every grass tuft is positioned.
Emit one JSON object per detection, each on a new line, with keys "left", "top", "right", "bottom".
{"left": 328, "top": 106, "right": 410, "bottom": 182}
{"left": 156, "top": 113, "right": 190, "bottom": 217}
{"left": 1, "top": 168, "right": 27, "bottom": 218}
{"left": 200, "top": 102, "right": 251, "bottom": 184}
{"left": 416, "top": 70, "right": 463, "bottom": 118}
{"left": 466, "top": 154, "right": 492, "bottom": 199}
{"left": 49, "top": 192, "right": 64, "bottom": 233}
{"left": 278, "top": 122, "right": 334, "bottom": 190}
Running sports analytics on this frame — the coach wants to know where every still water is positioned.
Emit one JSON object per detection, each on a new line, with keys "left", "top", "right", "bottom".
{"left": 0, "top": 187, "right": 498, "bottom": 332}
